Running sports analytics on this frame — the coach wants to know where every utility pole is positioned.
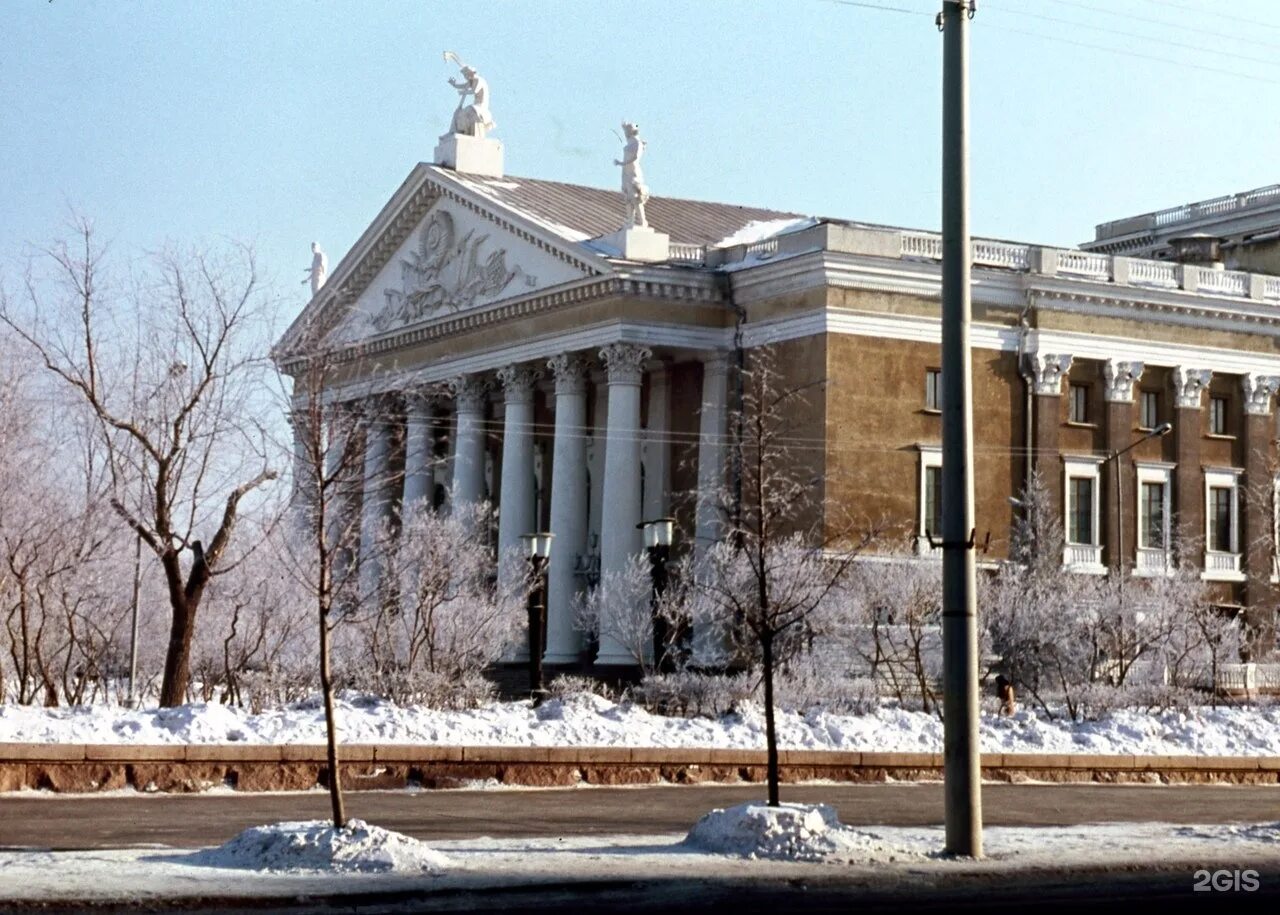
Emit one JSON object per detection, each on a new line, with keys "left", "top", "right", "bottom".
{"left": 938, "top": 0, "right": 982, "bottom": 858}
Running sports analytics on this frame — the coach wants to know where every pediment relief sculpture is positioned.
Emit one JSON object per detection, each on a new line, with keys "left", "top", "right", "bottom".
{"left": 374, "top": 209, "right": 533, "bottom": 331}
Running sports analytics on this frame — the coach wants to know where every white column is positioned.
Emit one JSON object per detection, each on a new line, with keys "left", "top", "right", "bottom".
{"left": 449, "top": 375, "right": 489, "bottom": 513}
{"left": 596, "top": 343, "right": 651, "bottom": 665}
{"left": 323, "top": 401, "right": 358, "bottom": 571}
{"left": 358, "top": 395, "right": 399, "bottom": 604}
{"left": 401, "top": 390, "right": 436, "bottom": 521}
{"left": 496, "top": 364, "right": 541, "bottom": 597}
{"left": 694, "top": 354, "right": 731, "bottom": 560}
{"left": 693, "top": 353, "right": 731, "bottom": 665}
{"left": 642, "top": 362, "right": 671, "bottom": 522}
{"left": 288, "top": 407, "right": 316, "bottom": 522}
{"left": 545, "top": 354, "right": 591, "bottom": 664}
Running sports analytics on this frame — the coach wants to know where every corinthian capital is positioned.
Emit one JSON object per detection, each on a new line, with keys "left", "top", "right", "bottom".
{"left": 448, "top": 374, "right": 490, "bottom": 414}
{"left": 1029, "top": 352, "right": 1073, "bottom": 396}
{"left": 1103, "top": 359, "right": 1145, "bottom": 403}
{"left": 547, "top": 353, "right": 591, "bottom": 395}
{"left": 1173, "top": 367, "right": 1212, "bottom": 409}
{"left": 599, "top": 343, "right": 652, "bottom": 386}
{"left": 495, "top": 364, "right": 542, "bottom": 405}
{"left": 1242, "top": 373, "right": 1280, "bottom": 415}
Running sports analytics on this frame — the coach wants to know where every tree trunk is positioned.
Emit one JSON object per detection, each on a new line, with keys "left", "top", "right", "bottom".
{"left": 761, "top": 630, "right": 780, "bottom": 807}
{"left": 319, "top": 605, "right": 346, "bottom": 829}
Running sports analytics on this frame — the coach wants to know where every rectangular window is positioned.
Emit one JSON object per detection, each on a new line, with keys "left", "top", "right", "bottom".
{"left": 1209, "top": 486, "right": 1233, "bottom": 552}
{"left": 1067, "top": 477, "right": 1094, "bottom": 545}
{"left": 1069, "top": 383, "right": 1089, "bottom": 424}
{"left": 1209, "top": 396, "right": 1228, "bottom": 435}
{"left": 1140, "top": 481, "right": 1166, "bottom": 550}
{"left": 1139, "top": 390, "right": 1159, "bottom": 430}
{"left": 924, "top": 465, "right": 942, "bottom": 538}
{"left": 925, "top": 369, "right": 942, "bottom": 411}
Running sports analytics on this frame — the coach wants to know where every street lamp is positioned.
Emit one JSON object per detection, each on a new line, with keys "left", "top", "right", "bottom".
{"left": 1105, "top": 421, "right": 1173, "bottom": 679}
{"left": 638, "top": 518, "right": 676, "bottom": 671}
{"left": 1107, "top": 421, "right": 1173, "bottom": 582}
{"left": 520, "top": 532, "right": 554, "bottom": 702}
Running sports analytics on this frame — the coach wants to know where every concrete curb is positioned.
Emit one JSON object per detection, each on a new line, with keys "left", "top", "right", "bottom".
{"left": 1, "top": 744, "right": 1277, "bottom": 792}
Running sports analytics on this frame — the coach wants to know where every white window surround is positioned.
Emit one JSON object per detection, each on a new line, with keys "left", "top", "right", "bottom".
{"left": 1134, "top": 461, "right": 1174, "bottom": 578}
{"left": 1203, "top": 467, "right": 1245, "bottom": 582}
{"left": 1062, "top": 456, "right": 1105, "bottom": 574}
{"left": 915, "top": 445, "right": 942, "bottom": 559}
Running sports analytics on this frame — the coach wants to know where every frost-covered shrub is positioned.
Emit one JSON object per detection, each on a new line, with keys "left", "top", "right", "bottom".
{"left": 773, "top": 659, "right": 879, "bottom": 716}
{"left": 632, "top": 671, "right": 756, "bottom": 718}
{"left": 345, "top": 505, "right": 525, "bottom": 706}
{"left": 545, "top": 674, "right": 615, "bottom": 703}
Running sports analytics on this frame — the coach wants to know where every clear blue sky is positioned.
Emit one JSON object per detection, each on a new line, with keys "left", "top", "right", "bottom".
{"left": 4, "top": 0, "right": 1279, "bottom": 310}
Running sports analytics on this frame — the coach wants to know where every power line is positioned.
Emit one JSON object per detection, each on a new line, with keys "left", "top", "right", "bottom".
{"left": 1141, "top": 0, "right": 1280, "bottom": 33}
{"left": 981, "top": 23, "right": 1280, "bottom": 87}
{"left": 986, "top": 2, "right": 1280, "bottom": 70}
{"left": 820, "top": 0, "right": 930, "bottom": 16}
{"left": 817, "top": 0, "right": 1280, "bottom": 88}
{"left": 1050, "top": 0, "right": 1280, "bottom": 53}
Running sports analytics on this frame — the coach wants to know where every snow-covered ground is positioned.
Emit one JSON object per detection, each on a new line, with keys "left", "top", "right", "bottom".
{"left": 0, "top": 821, "right": 1277, "bottom": 905}
{"left": 685, "top": 802, "right": 914, "bottom": 862}
{"left": 2, "top": 693, "right": 1280, "bottom": 756}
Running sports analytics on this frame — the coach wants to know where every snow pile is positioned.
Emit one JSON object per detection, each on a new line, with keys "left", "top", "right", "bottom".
{"left": 4, "top": 695, "right": 1280, "bottom": 757}
{"left": 685, "top": 802, "right": 907, "bottom": 862}
{"left": 187, "top": 819, "right": 450, "bottom": 874}
{"left": 715, "top": 217, "right": 816, "bottom": 248}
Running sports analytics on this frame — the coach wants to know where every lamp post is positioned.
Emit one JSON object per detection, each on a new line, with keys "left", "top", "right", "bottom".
{"left": 1107, "top": 422, "right": 1174, "bottom": 586}
{"left": 638, "top": 518, "right": 676, "bottom": 671}
{"left": 1105, "top": 421, "right": 1173, "bottom": 680}
{"left": 520, "top": 531, "right": 554, "bottom": 702}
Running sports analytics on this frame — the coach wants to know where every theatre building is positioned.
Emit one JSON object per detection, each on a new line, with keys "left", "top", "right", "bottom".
{"left": 277, "top": 81, "right": 1280, "bottom": 664}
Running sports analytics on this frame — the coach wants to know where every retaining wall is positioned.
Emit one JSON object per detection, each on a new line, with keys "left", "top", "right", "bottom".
{"left": 2, "top": 745, "right": 1279, "bottom": 793}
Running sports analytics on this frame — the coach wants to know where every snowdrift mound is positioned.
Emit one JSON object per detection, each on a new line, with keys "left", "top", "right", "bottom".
{"left": 189, "top": 819, "right": 450, "bottom": 873}
{"left": 684, "top": 802, "right": 909, "bottom": 862}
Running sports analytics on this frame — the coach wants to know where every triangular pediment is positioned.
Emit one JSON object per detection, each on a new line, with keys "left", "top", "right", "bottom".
{"left": 280, "top": 165, "right": 611, "bottom": 352}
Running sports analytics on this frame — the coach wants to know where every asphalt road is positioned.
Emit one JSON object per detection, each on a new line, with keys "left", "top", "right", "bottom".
{"left": 2, "top": 782, "right": 1280, "bottom": 850}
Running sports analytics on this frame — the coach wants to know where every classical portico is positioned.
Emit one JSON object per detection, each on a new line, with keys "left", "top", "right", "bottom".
{"left": 280, "top": 62, "right": 1280, "bottom": 666}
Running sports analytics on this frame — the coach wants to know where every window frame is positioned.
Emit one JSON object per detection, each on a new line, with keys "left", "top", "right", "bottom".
{"left": 1068, "top": 382, "right": 1091, "bottom": 424}
{"left": 1202, "top": 467, "right": 1244, "bottom": 581}
{"left": 1134, "top": 461, "right": 1174, "bottom": 576}
{"left": 1139, "top": 389, "right": 1160, "bottom": 431}
{"left": 916, "top": 445, "right": 943, "bottom": 557}
{"left": 1209, "top": 395, "right": 1230, "bottom": 436}
{"left": 924, "top": 368, "right": 942, "bottom": 413}
{"left": 1062, "top": 456, "right": 1105, "bottom": 573}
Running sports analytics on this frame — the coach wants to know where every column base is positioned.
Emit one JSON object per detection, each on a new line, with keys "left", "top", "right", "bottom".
{"left": 542, "top": 651, "right": 581, "bottom": 666}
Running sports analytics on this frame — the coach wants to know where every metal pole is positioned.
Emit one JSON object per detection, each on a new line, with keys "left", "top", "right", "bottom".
{"left": 940, "top": 0, "right": 982, "bottom": 858}
{"left": 126, "top": 531, "right": 142, "bottom": 708}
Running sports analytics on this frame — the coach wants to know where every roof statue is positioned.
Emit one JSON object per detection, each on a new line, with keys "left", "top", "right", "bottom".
{"left": 303, "top": 242, "right": 327, "bottom": 296}
{"left": 614, "top": 122, "right": 650, "bottom": 229}
{"left": 444, "top": 51, "right": 495, "bottom": 139}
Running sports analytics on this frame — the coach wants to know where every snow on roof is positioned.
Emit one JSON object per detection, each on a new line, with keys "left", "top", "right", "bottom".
{"left": 714, "top": 217, "right": 818, "bottom": 249}
{"left": 431, "top": 165, "right": 804, "bottom": 247}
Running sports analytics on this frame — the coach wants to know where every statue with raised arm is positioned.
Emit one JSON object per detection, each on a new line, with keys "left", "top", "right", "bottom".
{"left": 302, "top": 242, "right": 327, "bottom": 296}
{"left": 444, "top": 51, "right": 495, "bottom": 138}
{"left": 614, "top": 122, "right": 650, "bottom": 229}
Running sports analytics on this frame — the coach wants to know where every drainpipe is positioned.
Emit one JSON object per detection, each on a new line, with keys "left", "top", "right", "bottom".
{"left": 1016, "top": 296, "right": 1035, "bottom": 500}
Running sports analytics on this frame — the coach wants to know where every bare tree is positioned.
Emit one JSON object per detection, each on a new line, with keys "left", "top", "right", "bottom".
{"left": 361, "top": 502, "right": 525, "bottom": 706}
{"left": 273, "top": 339, "right": 373, "bottom": 830}
{"left": 0, "top": 219, "right": 278, "bottom": 707}
{"left": 845, "top": 554, "right": 943, "bottom": 713}
{"left": 686, "top": 349, "right": 878, "bottom": 807}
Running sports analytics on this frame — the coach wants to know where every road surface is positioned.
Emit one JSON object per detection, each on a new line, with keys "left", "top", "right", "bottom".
{"left": 2, "top": 782, "right": 1279, "bottom": 850}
